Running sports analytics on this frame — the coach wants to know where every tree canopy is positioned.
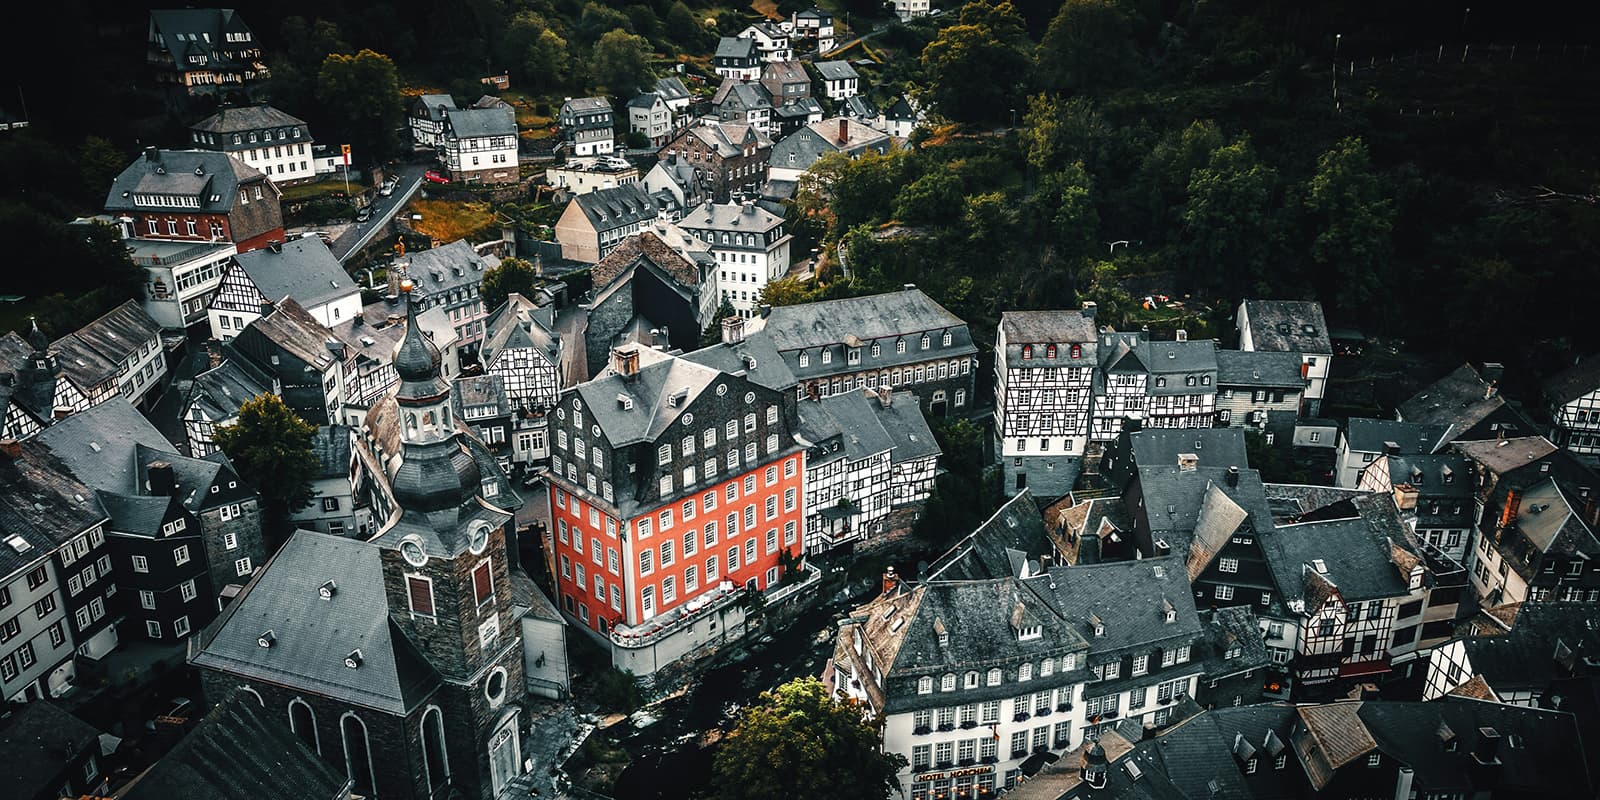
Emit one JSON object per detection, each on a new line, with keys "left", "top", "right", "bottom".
{"left": 316, "top": 49, "right": 403, "bottom": 163}
{"left": 712, "top": 677, "right": 907, "bottom": 800}
{"left": 214, "top": 394, "right": 318, "bottom": 545}
{"left": 591, "top": 29, "right": 653, "bottom": 95}
{"left": 480, "top": 257, "right": 540, "bottom": 313}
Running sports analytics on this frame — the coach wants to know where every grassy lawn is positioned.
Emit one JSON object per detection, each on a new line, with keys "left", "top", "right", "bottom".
{"left": 279, "top": 181, "right": 353, "bottom": 203}
{"left": 409, "top": 199, "right": 499, "bottom": 244}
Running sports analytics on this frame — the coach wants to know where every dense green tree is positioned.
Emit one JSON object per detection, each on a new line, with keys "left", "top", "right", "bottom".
{"left": 481, "top": 257, "right": 540, "bottom": 312}
{"left": 1020, "top": 95, "right": 1119, "bottom": 177}
{"left": 665, "top": 1, "right": 712, "bottom": 52}
{"left": 893, "top": 171, "right": 965, "bottom": 225}
{"left": 214, "top": 394, "right": 317, "bottom": 544}
{"left": 1180, "top": 137, "right": 1282, "bottom": 294}
{"left": 498, "top": 12, "right": 569, "bottom": 88}
{"left": 759, "top": 276, "right": 819, "bottom": 307}
{"left": 796, "top": 149, "right": 908, "bottom": 234}
{"left": 591, "top": 29, "right": 653, "bottom": 94}
{"left": 316, "top": 49, "right": 403, "bottom": 162}
{"left": 963, "top": 191, "right": 1013, "bottom": 248}
{"left": 1036, "top": 0, "right": 1139, "bottom": 93}
{"left": 577, "top": 3, "right": 634, "bottom": 44}
{"left": 700, "top": 298, "right": 738, "bottom": 346}
{"left": 1304, "top": 137, "right": 1394, "bottom": 319}
{"left": 593, "top": 667, "right": 645, "bottom": 713}
{"left": 1027, "top": 162, "right": 1099, "bottom": 256}
{"left": 920, "top": 3, "right": 1029, "bottom": 124}
{"left": 1132, "top": 120, "right": 1225, "bottom": 237}
{"left": 77, "top": 137, "right": 127, "bottom": 206}
{"left": 713, "top": 677, "right": 906, "bottom": 800}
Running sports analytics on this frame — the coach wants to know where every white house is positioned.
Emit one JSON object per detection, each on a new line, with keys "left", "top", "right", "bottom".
{"left": 441, "top": 107, "right": 519, "bottom": 184}
{"left": 713, "top": 37, "right": 762, "bottom": 81}
{"left": 814, "top": 61, "right": 860, "bottom": 101}
{"left": 1237, "top": 300, "right": 1331, "bottom": 416}
{"left": 559, "top": 97, "right": 615, "bottom": 157}
{"left": 189, "top": 105, "right": 317, "bottom": 184}
{"left": 994, "top": 308, "right": 1099, "bottom": 499}
{"left": 739, "top": 21, "right": 792, "bottom": 62}
{"left": 626, "top": 93, "right": 674, "bottom": 147}
{"left": 676, "top": 201, "right": 791, "bottom": 316}
{"left": 205, "top": 238, "right": 362, "bottom": 340}
{"left": 409, "top": 94, "right": 458, "bottom": 148}
{"left": 791, "top": 7, "right": 836, "bottom": 53}
{"left": 894, "top": 0, "right": 931, "bottom": 20}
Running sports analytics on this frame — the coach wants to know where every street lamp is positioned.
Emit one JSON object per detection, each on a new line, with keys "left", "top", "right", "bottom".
{"left": 1333, "top": 34, "right": 1342, "bottom": 100}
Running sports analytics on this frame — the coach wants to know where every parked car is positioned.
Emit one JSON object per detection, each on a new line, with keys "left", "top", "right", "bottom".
{"left": 356, "top": 206, "right": 372, "bottom": 223}
{"left": 424, "top": 169, "right": 450, "bottom": 184}
{"left": 379, "top": 178, "right": 398, "bottom": 197}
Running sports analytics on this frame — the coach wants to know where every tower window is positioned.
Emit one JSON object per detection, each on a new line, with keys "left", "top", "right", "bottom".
{"left": 472, "top": 561, "right": 494, "bottom": 607}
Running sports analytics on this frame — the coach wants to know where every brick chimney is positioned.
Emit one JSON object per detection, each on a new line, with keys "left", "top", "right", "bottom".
{"left": 838, "top": 118, "right": 848, "bottom": 144}
{"left": 0, "top": 439, "right": 19, "bottom": 459}
{"left": 1227, "top": 465, "right": 1240, "bottom": 487}
{"left": 882, "top": 565, "right": 899, "bottom": 596}
{"left": 611, "top": 346, "right": 641, "bottom": 378}
{"left": 144, "top": 146, "right": 160, "bottom": 163}
{"left": 721, "top": 315, "right": 746, "bottom": 345}
{"left": 876, "top": 387, "right": 892, "bottom": 408}
{"left": 148, "top": 461, "right": 177, "bottom": 496}
{"left": 206, "top": 339, "right": 224, "bottom": 369}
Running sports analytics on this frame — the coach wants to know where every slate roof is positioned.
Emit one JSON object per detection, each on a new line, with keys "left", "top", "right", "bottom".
{"left": 1240, "top": 300, "right": 1331, "bottom": 354}
{"left": 712, "top": 80, "right": 772, "bottom": 111}
{"left": 0, "top": 701, "right": 100, "bottom": 800}
{"left": 1459, "top": 601, "right": 1600, "bottom": 692}
{"left": 444, "top": 107, "right": 516, "bottom": 139}
{"left": 1215, "top": 348, "right": 1305, "bottom": 388}
{"left": 308, "top": 425, "right": 351, "bottom": 481}
{"left": 148, "top": 9, "right": 258, "bottom": 73}
{"left": 480, "top": 294, "right": 561, "bottom": 380}
{"left": 593, "top": 228, "right": 713, "bottom": 291}
{"left": 626, "top": 92, "right": 662, "bottom": 110}
{"left": 762, "top": 60, "right": 808, "bottom": 86}
{"left": 842, "top": 96, "right": 878, "bottom": 119}
{"left": 1136, "top": 465, "right": 1275, "bottom": 553}
{"left": 1185, "top": 483, "right": 1250, "bottom": 581}
{"left": 884, "top": 96, "right": 919, "bottom": 122}
{"left": 715, "top": 36, "right": 758, "bottom": 60}
{"left": 756, "top": 287, "right": 973, "bottom": 362}
{"left": 1096, "top": 331, "right": 1217, "bottom": 392}
{"left": 192, "top": 105, "right": 310, "bottom": 148}
{"left": 105, "top": 148, "right": 266, "bottom": 214}
{"left": 1379, "top": 453, "right": 1475, "bottom": 527}
{"left": 680, "top": 201, "right": 784, "bottom": 233}
{"left": 49, "top": 300, "right": 163, "bottom": 390}
{"left": 1544, "top": 357, "right": 1600, "bottom": 407}
{"left": 675, "top": 121, "right": 773, "bottom": 158}
{"left": 233, "top": 238, "right": 357, "bottom": 311}
{"left": 815, "top": 60, "right": 859, "bottom": 80}
{"left": 412, "top": 94, "right": 457, "bottom": 121}
{"left": 247, "top": 298, "right": 344, "bottom": 372}
{"left": 1262, "top": 502, "right": 1415, "bottom": 607}
{"left": 122, "top": 690, "right": 348, "bottom": 800}
{"left": 0, "top": 443, "right": 107, "bottom": 580}
{"left": 682, "top": 333, "right": 797, "bottom": 394}
{"left": 1451, "top": 435, "right": 1560, "bottom": 479}
{"left": 33, "top": 398, "right": 247, "bottom": 513}
{"left": 654, "top": 77, "right": 691, "bottom": 103}
{"left": 561, "top": 96, "right": 610, "bottom": 115}
{"left": 1030, "top": 557, "right": 1203, "bottom": 665}
{"left": 1000, "top": 309, "right": 1099, "bottom": 346}
{"left": 1398, "top": 363, "right": 1510, "bottom": 432}
{"left": 1200, "top": 605, "right": 1272, "bottom": 681}
{"left": 1358, "top": 698, "right": 1592, "bottom": 797}
{"left": 399, "top": 240, "right": 496, "bottom": 299}
{"left": 925, "top": 490, "right": 1052, "bottom": 582}
{"left": 187, "top": 356, "right": 273, "bottom": 425}
{"left": 571, "top": 183, "right": 657, "bottom": 232}
{"left": 769, "top": 118, "right": 889, "bottom": 170}
{"left": 1117, "top": 427, "right": 1250, "bottom": 479}
{"left": 97, "top": 490, "right": 178, "bottom": 537}
{"left": 575, "top": 347, "right": 721, "bottom": 447}
{"left": 1511, "top": 479, "right": 1600, "bottom": 561}
{"left": 191, "top": 530, "right": 441, "bottom": 714}
{"left": 1342, "top": 417, "right": 1450, "bottom": 455}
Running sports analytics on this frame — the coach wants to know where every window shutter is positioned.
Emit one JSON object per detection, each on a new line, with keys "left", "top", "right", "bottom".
{"left": 473, "top": 562, "right": 493, "bottom": 605}
{"left": 408, "top": 577, "right": 434, "bottom": 616}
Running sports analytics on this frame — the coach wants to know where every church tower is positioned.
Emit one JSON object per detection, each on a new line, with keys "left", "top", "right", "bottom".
{"left": 374, "top": 285, "right": 528, "bottom": 799}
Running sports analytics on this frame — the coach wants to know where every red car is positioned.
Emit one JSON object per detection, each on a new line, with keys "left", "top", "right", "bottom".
{"left": 424, "top": 169, "right": 449, "bottom": 184}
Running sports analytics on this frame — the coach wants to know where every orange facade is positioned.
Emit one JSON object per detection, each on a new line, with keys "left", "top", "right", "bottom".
{"left": 547, "top": 452, "right": 805, "bottom": 637}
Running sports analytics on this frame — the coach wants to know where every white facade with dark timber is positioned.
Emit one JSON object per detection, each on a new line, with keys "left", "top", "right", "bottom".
{"left": 995, "top": 308, "right": 1098, "bottom": 500}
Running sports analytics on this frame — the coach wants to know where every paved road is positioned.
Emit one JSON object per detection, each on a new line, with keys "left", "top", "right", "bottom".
{"left": 333, "top": 163, "right": 427, "bottom": 263}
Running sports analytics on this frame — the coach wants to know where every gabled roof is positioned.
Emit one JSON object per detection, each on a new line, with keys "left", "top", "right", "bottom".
{"left": 770, "top": 118, "right": 889, "bottom": 167}
{"left": 1000, "top": 309, "right": 1099, "bottom": 345}
{"left": 97, "top": 490, "right": 182, "bottom": 537}
{"left": 626, "top": 92, "right": 663, "bottom": 110}
{"left": 1262, "top": 498, "right": 1415, "bottom": 606}
{"left": 1215, "top": 348, "right": 1304, "bottom": 388}
{"left": 1240, "top": 299, "right": 1330, "bottom": 354}
{"left": 814, "top": 60, "right": 859, "bottom": 80}
{"left": 674, "top": 121, "right": 774, "bottom": 158}
{"left": 1398, "top": 363, "right": 1512, "bottom": 433}
{"left": 0, "top": 443, "right": 107, "bottom": 580}
{"left": 884, "top": 95, "right": 919, "bottom": 121}
{"left": 592, "top": 229, "right": 711, "bottom": 294}
{"left": 713, "top": 80, "right": 772, "bottom": 112}
{"left": 411, "top": 94, "right": 458, "bottom": 121}
{"left": 49, "top": 300, "right": 163, "bottom": 389}
{"left": 682, "top": 333, "right": 797, "bottom": 394}
{"left": 757, "top": 287, "right": 968, "bottom": 353}
{"left": 1342, "top": 417, "right": 1450, "bottom": 454}
{"left": 187, "top": 356, "right": 273, "bottom": 425}
{"left": 246, "top": 298, "right": 343, "bottom": 372}
{"left": 105, "top": 148, "right": 267, "bottom": 214}
{"left": 715, "top": 36, "right": 758, "bottom": 60}
{"left": 1199, "top": 605, "right": 1272, "bottom": 681}
{"left": 1185, "top": 483, "right": 1250, "bottom": 581}
{"left": 679, "top": 200, "right": 784, "bottom": 233}
{"left": 399, "top": 239, "right": 496, "bottom": 297}
{"left": 191, "top": 530, "right": 441, "bottom": 714}
{"left": 444, "top": 106, "right": 516, "bottom": 139}
{"left": 1545, "top": 357, "right": 1600, "bottom": 406}
{"left": 571, "top": 183, "right": 657, "bottom": 231}
{"left": 0, "top": 701, "right": 100, "bottom": 800}
{"left": 1358, "top": 698, "right": 1592, "bottom": 796}
{"left": 232, "top": 238, "right": 357, "bottom": 312}
{"left": 481, "top": 294, "right": 561, "bottom": 375}
{"left": 1512, "top": 479, "right": 1600, "bottom": 559}
{"left": 1451, "top": 436, "right": 1559, "bottom": 478}
{"left": 842, "top": 96, "right": 878, "bottom": 119}
{"left": 1294, "top": 702, "right": 1376, "bottom": 789}
{"left": 886, "top": 577, "right": 1090, "bottom": 681}
{"left": 561, "top": 96, "right": 611, "bottom": 114}
{"left": 761, "top": 60, "right": 808, "bottom": 86}
{"left": 1030, "top": 557, "right": 1203, "bottom": 659}
{"left": 654, "top": 77, "right": 691, "bottom": 102}
{"left": 308, "top": 425, "right": 351, "bottom": 481}
{"left": 925, "top": 491, "right": 1052, "bottom": 582}
{"left": 122, "top": 690, "right": 348, "bottom": 800}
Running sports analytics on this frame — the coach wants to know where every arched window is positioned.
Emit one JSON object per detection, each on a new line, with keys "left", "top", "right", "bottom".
{"left": 940, "top": 673, "right": 956, "bottom": 692}
{"left": 288, "top": 699, "right": 319, "bottom": 754}
{"left": 406, "top": 413, "right": 417, "bottom": 431}
{"left": 964, "top": 671, "right": 979, "bottom": 689}
{"left": 422, "top": 706, "right": 450, "bottom": 789}
{"left": 987, "top": 668, "right": 1002, "bottom": 686}
{"left": 917, "top": 676, "right": 933, "bottom": 694}
{"left": 341, "top": 712, "right": 375, "bottom": 796}
{"left": 238, "top": 686, "right": 264, "bottom": 706}
{"left": 1022, "top": 345, "right": 1033, "bottom": 360}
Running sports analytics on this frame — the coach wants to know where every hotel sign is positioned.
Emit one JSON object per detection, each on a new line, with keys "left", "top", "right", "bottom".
{"left": 914, "top": 765, "right": 994, "bottom": 782}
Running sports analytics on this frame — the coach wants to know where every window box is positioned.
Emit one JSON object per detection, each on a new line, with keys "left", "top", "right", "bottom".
{"left": 960, "top": 720, "right": 978, "bottom": 729}
{"left": 1035, "top": 708, "right": 1051, "bottom": 717}
{"left": 1011, "top": 750, "right": 1029, "bottom": 760}
{"left": 913, "top": 725, "right": 932, "bottom": 736}
{"left": 936, "top": 761, "right": 954, "bottom": 769}
{"left": 959, "top": 758, "right": 975, "bottom": 767}
{"left": 1104, "top": 710, "right": 1119, "bottom": 719}
{"left": 1056, "top": 702, "right": 1073, "bottom": 712}
{"left": 1033, "top": 745, "right": 1051, "bottom": 754}
{"left": 1013, "top": 712, "right": 1030, "bottom": 723}
{"left": 981, "top": 755, "right": 998, "bottom": 764}
{"left": 937, "top": 723, "right": 955, "bottom": 732}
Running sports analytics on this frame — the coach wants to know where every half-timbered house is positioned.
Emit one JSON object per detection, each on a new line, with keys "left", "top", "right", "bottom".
{"left": 207, "top": 238, "right": 361, "bottom": 340}
{"left": 994, "top": 307, "right": 1098, "bottom": 499}
{"left": 1543, "top": 356, "right": 1600, "bottom": 464}
{"left": 480, "top": 293, "right": 562, "bottom": 467}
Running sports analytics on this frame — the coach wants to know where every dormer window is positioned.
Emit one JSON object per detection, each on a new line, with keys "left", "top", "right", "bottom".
{"left": 920, "top": 334, "right": 930, "bottom": 350}
{"left": 821, "top": 350, "right": 832, "bottom": 364}
{"left": 1018, "top": 624, "right": 1041, "bottom": 641}
{"left": 1022, "top": 345, "right": 1033, "bottom": 360}
{"left": 918, "top": 676, "right": 933, "bottom": 694}
{"left": 940, "top": 673, "right": 956, "bottom": 692}
{"left": 1046, "top": 344, "right": 1057, "bottom": 358}
{"left": 1156, "top": 377, "right": 1167, "bottom": 388}
{"left": 942, "top": 332, "right": 952, "bottom": 347}
{"left": 799, "top": 352, "right": 809, "bottom": 367}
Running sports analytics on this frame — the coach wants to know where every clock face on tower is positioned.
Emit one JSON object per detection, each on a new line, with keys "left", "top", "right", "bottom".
{"left": 401, "top": 539, "right": 428, "bottom": 567}
{"left": 469, "top": 524, "right": 491, "bottom": 555}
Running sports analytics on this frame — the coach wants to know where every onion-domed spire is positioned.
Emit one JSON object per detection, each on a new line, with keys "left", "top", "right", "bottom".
{"left": 393, "top": 280, "right": 448, "bottom": 399}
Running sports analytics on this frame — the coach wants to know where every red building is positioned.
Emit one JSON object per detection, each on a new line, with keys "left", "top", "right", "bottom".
{"left": 545, "top": 345, "right": 806, "bottom": 677}
{"left": 105, "top": 148, "right": 285, "bottom": 253}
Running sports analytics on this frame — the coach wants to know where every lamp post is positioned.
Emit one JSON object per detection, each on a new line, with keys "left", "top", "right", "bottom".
{"left": 1333, "top": 34, "right": 1342, "bottom": 100}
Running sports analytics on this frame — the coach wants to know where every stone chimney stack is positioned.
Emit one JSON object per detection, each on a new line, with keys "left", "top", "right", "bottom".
{"left": 838, "top": 118, "right": 848, "bottom": 144}
{"left": 721, "top": 315, "right": 746, "bottom": 345}
{"left": 882, "top": 565, "right": 899, "bottom": 596}
{"left": 1227, "top": 465, "right": 1240, "bottom": 487}
{"left": 148, "top": 461, "right": 177, "bottom": 496}
{"left": 612, "top": 346, "right": 641, "bottom": 378}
